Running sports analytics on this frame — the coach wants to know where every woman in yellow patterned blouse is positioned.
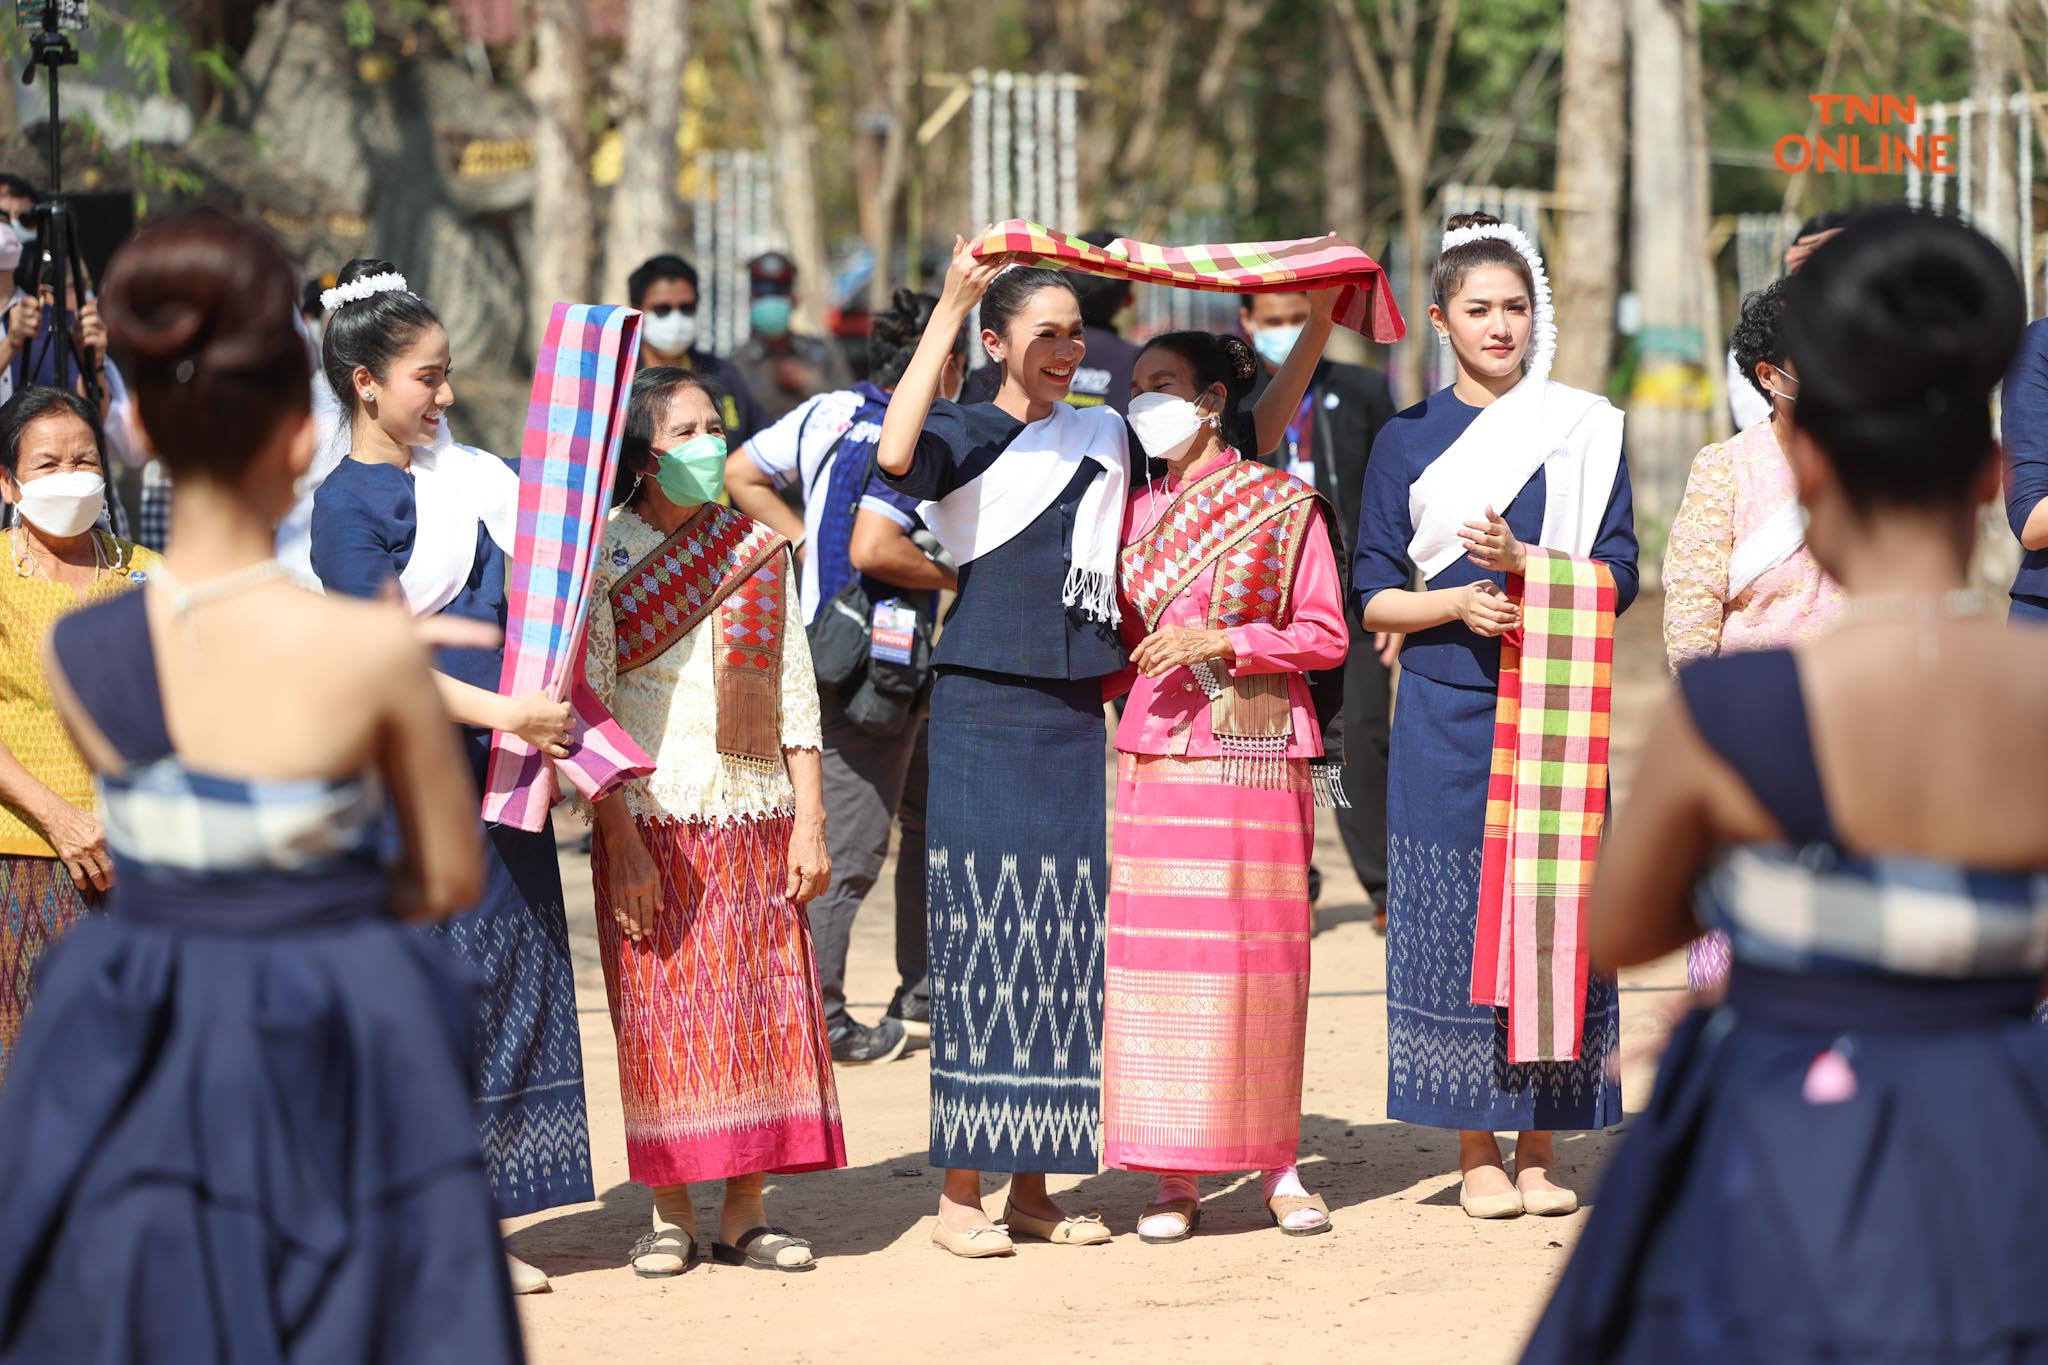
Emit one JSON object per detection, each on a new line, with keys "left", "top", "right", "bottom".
{"left": 0, "top": 386, "right": 159, "bottom": 1079}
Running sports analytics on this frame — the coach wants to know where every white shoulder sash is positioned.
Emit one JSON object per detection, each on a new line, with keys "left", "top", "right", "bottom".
{"left": 917, "top": 402, "right": 1129, "bottom": 622}
{"left": 1406, "top": 377, "right": 1624, "bottom": 579}
{"left": 399, "top": 442, "right": 520, "bottom": 618}
{"left": 1725, "top": 498, "right": 1808, "bottom": 601}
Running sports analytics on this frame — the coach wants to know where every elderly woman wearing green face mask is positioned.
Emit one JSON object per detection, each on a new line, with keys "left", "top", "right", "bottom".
{"left": 583, "top": 366, "right": 845, "bottom": 1279}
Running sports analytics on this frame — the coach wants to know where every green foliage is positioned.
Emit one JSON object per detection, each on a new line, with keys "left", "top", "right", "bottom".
{"left": 342, "top": 1, "right": 377, "bottom": 49}
{"left": 0, "top": 0, "right": 237, "bottom": 213}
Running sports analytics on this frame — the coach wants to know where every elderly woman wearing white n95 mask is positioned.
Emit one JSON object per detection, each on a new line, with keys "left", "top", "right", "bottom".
{"left": 0, "top": 385, "right": 160, "bottom": 1081}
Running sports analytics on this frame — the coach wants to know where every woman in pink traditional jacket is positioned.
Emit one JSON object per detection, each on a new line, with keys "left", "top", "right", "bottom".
{"left": 1101, "top": 307, "right": 1351, "bottom": 1244}
{"left": 1662, "top": 278, "right": 1845, "bottom": 991}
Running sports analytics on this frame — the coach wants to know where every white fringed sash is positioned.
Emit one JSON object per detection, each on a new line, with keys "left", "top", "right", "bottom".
{"left": 917, "top": 402, "right": 1129, "bottom": 623}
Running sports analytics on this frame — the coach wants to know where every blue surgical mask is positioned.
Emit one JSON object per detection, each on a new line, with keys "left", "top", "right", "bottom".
{"left": 1252, "top": 323, "right": 1303, "bottom": 369}
{"left": 750, "top": 296, "right": 793, "bottom": 339}
{"left": 7, "top": 221, "right": 34, "bottom": 247}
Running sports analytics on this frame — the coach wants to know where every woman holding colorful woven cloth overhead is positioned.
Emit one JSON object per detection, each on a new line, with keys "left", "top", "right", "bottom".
{"left": 1100, "top": 316, "right": 1353, "bottom": 1244}
{"left": 1353, "top": 212, "right": 1636, "bottom": 1219}
{"left": 584, "top": 367, "right": 842, "bottom": 1278}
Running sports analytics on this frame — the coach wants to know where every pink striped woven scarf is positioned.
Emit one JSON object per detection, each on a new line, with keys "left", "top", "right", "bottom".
{"left": 971, "top": 221, "right": 1407, "bottom": 342}
{"left": 482, "top": 302, "right": 656, "bottom": 831}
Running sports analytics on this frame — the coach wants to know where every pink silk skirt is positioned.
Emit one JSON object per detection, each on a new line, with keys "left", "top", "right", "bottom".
{"left": 1103, "top": 753, "right": 1314, "bottom": 1174}
{"left": 592, "top": 812, "right": 846, "bottom": 1186}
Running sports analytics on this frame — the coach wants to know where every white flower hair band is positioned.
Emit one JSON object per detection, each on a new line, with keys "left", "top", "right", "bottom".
{"left": 1438, "top": 222, "right": 1555, "bottom": 382}
{"left": 320, "top": 271, "right": 411, "bottom": 313}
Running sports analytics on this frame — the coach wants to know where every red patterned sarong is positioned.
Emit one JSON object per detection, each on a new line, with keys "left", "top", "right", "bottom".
{"left": 592, "top": 813, "right": 846, "bottom": 1185}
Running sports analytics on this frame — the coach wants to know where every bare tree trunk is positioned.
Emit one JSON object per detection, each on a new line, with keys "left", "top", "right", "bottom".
{"left": 1321, "top": 6, "right": 1370, "bottom": 363}
{"left": 749, "top": 0, "right": 831, "bottom": 334}
{"left": 1971, "top": 0, "right": 2015, "bottom": 255}
{"left": 530, "top": 0, "right": 594, "bottom": 343}
{"left": 602, "top": 0, "right": 687, "bottom": 305}
{"left": 1550, "top": 0, "right": 1626, "bottom": 393}
{"left": 851, "top": 0, "right": 914, "bottom": 312}
{"left": 1627, "top": 0, "right": 1712, "bottom": 563}
{"left": 1321, "top": 6, "right": 1367, "bottom": 247}
{"left": 1330, "top": 0, "right": 1463, "bottom": 406}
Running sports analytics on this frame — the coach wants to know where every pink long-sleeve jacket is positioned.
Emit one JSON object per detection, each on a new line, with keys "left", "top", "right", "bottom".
{"left": 1107, "top": 450, "right": 1350, "bottom": 758}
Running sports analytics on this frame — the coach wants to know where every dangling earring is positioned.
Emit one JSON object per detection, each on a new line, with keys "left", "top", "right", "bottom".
{"left": 1436, "top": 331, "right": 1448, "bottom": 347}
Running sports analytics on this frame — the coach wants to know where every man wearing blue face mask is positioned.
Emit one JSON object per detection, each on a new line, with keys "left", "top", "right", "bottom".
{"left": 734, "top": 251, "right": 853, "bottom": 428}
{"left": 1243, "top": 290, "right": 1397, "bottom": 930}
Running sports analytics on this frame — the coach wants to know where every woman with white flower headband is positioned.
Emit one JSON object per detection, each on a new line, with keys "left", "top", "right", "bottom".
{"left": 308, "top": 257, "right": 594, "bottom": 1294}
{"left": 1352, "top": 212, "right": 1637, "bottom": 1219}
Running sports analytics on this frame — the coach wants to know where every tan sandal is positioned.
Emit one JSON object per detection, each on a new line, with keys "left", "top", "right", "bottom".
{"left": 1001, "top": 1203, "right": 1112, "bottom": 1246}
{"left": 1266, "top": 1192, "right": 1333, "bottom": 1237}
{"left": 930, "top": 1219, "right": 1015, "bottom": 1258}
{"left": 1137, "top": 1197, "right": 1201, "bottom": 1245}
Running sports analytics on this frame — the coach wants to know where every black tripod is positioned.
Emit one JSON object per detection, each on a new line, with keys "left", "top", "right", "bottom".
{"left": 18, "top": 10, "right": 101, "bottom": 410}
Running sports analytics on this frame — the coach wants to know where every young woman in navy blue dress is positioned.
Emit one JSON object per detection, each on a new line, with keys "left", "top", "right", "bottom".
{"left": 310, "top": 260, "right": 594, "bottom": 1293}
{"left": 1353, "top": 213, "right": 1635, "bottom": 1218}
{"left": 877, "top": 239, "right": 1127, "bottom": 1257}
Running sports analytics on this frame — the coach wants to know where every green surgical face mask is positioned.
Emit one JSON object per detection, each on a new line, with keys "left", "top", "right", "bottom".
{"left": 652, "top": 432, "right": 728, "bottom": 505}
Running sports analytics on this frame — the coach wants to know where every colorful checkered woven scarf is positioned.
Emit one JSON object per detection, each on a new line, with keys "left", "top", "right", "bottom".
{"left": 1120, "top": 457, "right": 1320, "bottom": 790}
{"left": 612, "top": 503, "right": 790, "bottom": 772}
{"left": 1472, "top": 548, "right": 1616, "bottom": 1064}
{"left": 482, "top": 302, "right": 656, "bottom": 832}
{"left": 972, "top": 221, "right": 1407, "bottom": 342}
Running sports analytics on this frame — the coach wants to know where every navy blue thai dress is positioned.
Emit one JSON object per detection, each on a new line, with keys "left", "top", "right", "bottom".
{"left": 1351, "top": 388, "right": 1636, "bottom": 1131}
{"left": 0, "top": 591, "right": 523, "bottom": 1362}
{"left": 312, "top": 457, "right": 593, "bottom": 1218}
{"left": 1525, "top": 648, "right": 2048, "bottom": 1363}
{"left": 882, "top": 399, "right": 1126, "bottom": 1174}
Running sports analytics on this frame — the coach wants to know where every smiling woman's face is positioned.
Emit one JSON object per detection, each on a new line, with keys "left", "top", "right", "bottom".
{"left": 985, "top": 284, "right": 1086, "bottom": 408}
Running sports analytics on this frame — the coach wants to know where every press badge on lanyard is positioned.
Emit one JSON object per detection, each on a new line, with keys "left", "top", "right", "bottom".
{"left": 870, "top": 599, "right": 917, "bottom": 665}
{"left": 1285, "top": 392, "right": 1315, "bottom": 487}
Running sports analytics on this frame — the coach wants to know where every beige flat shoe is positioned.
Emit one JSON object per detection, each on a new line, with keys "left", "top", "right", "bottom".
{"left": 1458, "top": 1178, "right": 1525, "bottom": 1220}
{"left": 506, "top": 1252, "right": 551, "bottom": 1294}
{"left": 1001, "top": 1203, "right": 1112, "bottom": 1246}
{"left": 930, "top": 1219, "right": 1016, "bottom": 1258}
{"left": 1515, "top": 1170, "right": 1579, "bottom": 1216}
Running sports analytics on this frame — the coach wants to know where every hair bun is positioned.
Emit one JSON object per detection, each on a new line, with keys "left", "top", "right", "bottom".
{"left": 1444, "top": 211, "right": 1503, "bottom": 233}
{"left": 104, "top": 296, "right": 206, "bottom": 368}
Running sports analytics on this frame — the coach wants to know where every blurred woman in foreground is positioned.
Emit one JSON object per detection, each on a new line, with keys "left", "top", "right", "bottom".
{"left": 1525, "top": 208, "right": 2048, "bottom": 1363}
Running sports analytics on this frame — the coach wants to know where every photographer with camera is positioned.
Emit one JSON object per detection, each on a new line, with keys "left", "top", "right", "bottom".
{"left": 0, "top": 178, "right": 143, "bottom": 533}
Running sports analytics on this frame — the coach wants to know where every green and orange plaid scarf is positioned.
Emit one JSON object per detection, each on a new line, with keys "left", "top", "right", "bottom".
{"left": 1472, "top": 548, "right": 1617, "bottom": 1064}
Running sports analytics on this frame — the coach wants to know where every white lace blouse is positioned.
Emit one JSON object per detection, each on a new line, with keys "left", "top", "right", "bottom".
{"left": 585, "top": 507, "right": 823, "bottom": 824}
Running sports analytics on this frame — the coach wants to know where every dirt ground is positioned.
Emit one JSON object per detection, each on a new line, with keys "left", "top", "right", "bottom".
{"left": 507, "top": 600, "right": 1681, "bottom": 1364}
